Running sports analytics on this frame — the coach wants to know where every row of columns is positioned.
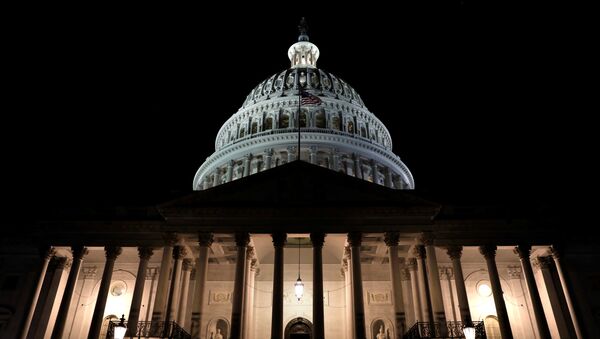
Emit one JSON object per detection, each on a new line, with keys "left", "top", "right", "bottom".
{"left": 19, "top": 233, "right": 583, "bottom": 339}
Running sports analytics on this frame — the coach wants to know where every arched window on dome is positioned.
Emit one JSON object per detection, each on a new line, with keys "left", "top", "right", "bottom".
{"left": 360, "top": 126, "right": 367, "bottom": 138}
{"left": 264, "top": 116, "right": 273, "bottom": 131}
{"left": 331, "top": 114, "right": 341, "bottom": 130}
{"left": 315, "top": 110, "right": 326, "bottom": 128}
{"left": 279, "top": 112, "right": 290, "bottom": 128}
{"left": 251, "top": 121, "right": 258, "bottom": 135}
{"left": 299, "top": 109, "right": 308, "bottom": 128}
{"left": 347, "top": 121, "right": 354, "bottom": 134}
{"left": 239, "top": 128, "right": 246, "bottom": 138}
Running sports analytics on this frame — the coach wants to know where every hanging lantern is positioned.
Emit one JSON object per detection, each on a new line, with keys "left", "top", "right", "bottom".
{"left": 113, "top": 314, "right": 127, "bottom": 339}
{"left": 463, "top": 325, "right": 476, "bottom": 339}
{"left": 294, "top": 276, "right": 304, "bottom": 301}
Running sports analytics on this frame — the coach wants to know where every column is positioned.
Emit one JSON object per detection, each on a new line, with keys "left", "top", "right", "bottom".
{"left": 243, "top": 154, "right": 252, "bottom": 177}
{"left": 124, "top": 247, "right": 154, "bottom": 336}
{"left": 165, "top": 246, "right": 186, "bottom": 323}
{"left": 87, "top": 245, "right": 122, "bottom": 339}
{"left": 550, "top": 245, "right": 583, "bottom": 339}
{"left": 400, "top": 267, "right": 415, "bottom": 328}
{"left": 370, "top": 160, "right": 379, "bottom": 183}
{"left": 446, "top": 246, "right": 472, "bottom": 326}
{"left": 51, "top": 246, "right": 88, "bottom": 339}
{"left": 348, "top": 232, "right": 367, "bottom": 339}
{"left": 384, "top": 167, "right": 393, "bottom": 188}
{"left": 230, "top": 232, "right": 250, "bottom": 339}
{"left": 479, "top": 245, "right": 513, "bottom": 339}
{"left": 177, "top": 258, "right": 194, "bottom": 327}
{"left": 514, "top": 245, "right": 551, "bottom": 339}
{"left": 309, "top": 146, "right": 317, "bottom": 164}
{"left": 333, "top": 149, "right": 340, "bottom": 171}
{"left": 406, "top": 258, "right": 422, "bottom": 323}
{"left": 265, "top": 149, "right": 273, "bottom": 170}
{"left": 242, "top": 246, "right": 255, "bottom": 339}
{"left": 31, "top": 256, "right": 69, "bottom": 339}
{"left": 420, "top": 233, "right": 446, "bottom": 326}
{"left": 413, "top": 245, "right": 434, "bottom": 326}
{"left": 344, "top": 246, "right": 355, "bottom": 339}
{"left": 352, "top": 154, "right": 362, "bottom": 179}
{"left": 244, "top": 259, "right": 258, "bottom": 339}
{"left": 191, "top": 232, "right": 214, "bottom": 339}
{"left": 212, "top": 169, "right": 219, "bottom": 186}
{"left": 537, "top": 256, "right": 577, "bottom": 338}
{"left": 20, "top": 246, "right": 55, "bottom": 339}
{"left": 271, "top": 233, "right": 286, "bottom": 339}
{"left": 384, "top": 232, "right": 407, "bottom": 336}
{"left": 152, "top": 234, "right": 177, "bottom": 322}
{"left": 311, "top": 233, "right": 326, "bottom": 339}
{"left": 227, "top": 160, "right": 234, "bottom": 182}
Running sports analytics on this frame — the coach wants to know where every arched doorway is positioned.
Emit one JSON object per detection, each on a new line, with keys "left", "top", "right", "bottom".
{"left": 285, "top": 317, "right": 313, "bottom": 339}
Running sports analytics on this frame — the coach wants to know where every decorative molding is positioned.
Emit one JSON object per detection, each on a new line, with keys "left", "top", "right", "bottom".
{"left": 82, "top": 266, "right": 97, "bottom": 279}
{"left": 367, "top": 291, "right": 392, "bottom": 305}
{"left": 507, "top": 265, "right": 521, "bottom": 279}
{"left": 209, "top": 290, "right": 232, "bottom": 305}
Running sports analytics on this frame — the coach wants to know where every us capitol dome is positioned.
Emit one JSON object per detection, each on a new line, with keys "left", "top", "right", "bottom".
{"left": 194, "top": 21, "right": 414, "bottom": 190}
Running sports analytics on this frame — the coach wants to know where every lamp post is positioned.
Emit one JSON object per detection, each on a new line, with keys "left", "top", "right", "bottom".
{"left": 113, "top": 314, "right": 127, "bottom": 339}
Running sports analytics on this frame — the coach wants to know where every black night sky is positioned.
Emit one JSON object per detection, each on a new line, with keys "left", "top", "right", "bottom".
{"left": 4, "top": 3, "right": 593, "bottom": 216}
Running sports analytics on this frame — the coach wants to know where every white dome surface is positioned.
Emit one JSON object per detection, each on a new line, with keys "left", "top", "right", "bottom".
{"left": 194, "top": 30, "right": 413, "bottom": 191}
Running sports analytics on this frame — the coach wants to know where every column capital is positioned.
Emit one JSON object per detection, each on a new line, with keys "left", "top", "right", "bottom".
{"left": 347, "top": 232, "right": 362, "bottom": 247}
{"left": 479, "top": 245, "right": 497, "bottom": 259}
{"left": 71, "top": 246, "right": 89, "bottom": 260}
{"left": 246, "top": 245, "right": 256, "bottom": 259}
{"left": 406, "top": 257, "right": 418, "bottom": 271}
{"left": 514, "top": 244, "right": 532, "bottom": 259}
{"left": 411, "top": 245, "right": 426, "bottom": 259}
{"left": 39, "top": 245, "right": 56, "bottom": 260}
{"left": 383, "top": 232, "right": 400, "bottom": 247}
{"left": 418, "top": 232, "right": 434, "bottom": 246}
{"left": 271, "top": 233, "right": 287, "bottom": 247}
{"left": 537, "top": 256, "right": 554, "bottom": 269}
{"left": 198, "top": 232, "right": 214, "bottom": 247}
{"left": 446, "top": 245, "right": 463, "bottom": 260}
{"left": 343, "top": 245, "right": 352, "bottom": 259}
{"left": 172, "top": 246, "right": 186, "bottom": 260}
{"left": 310, "top": 233, "right": 326, "bottom": 248}
{"left": 163, "top": 232, "right": 179, "bottom": 246}
{"left": 52, "top": 256, "right": 70, "bottom": 269}
{"left": 342, "top": 258, "right": 349, "bottom": 272}
{"left": 549, "top": 245, "right": 562, "bottom": 259}
{"left": 105, "top": 246, "right": 122, "bottom": 260}
{"left": 182, "top": 259, "right": 194, "bottom": 271}
{"left": 250, "top": 258, "right": 258, "bottom": 271}
{"left": 235, "top": 232, "right": 251, "bottom": 247}
{"left": 138, "top": 247, "right": 154, "bottom": 260}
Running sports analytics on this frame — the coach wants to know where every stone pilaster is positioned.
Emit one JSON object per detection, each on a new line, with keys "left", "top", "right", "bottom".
{"left": 127, "top": 247, "right": 154, "bottom": 336}
{"left": 165, "top": 246, "right": 186, "bottom": 323}
{"left": 406, "top": 258, "right": 422, "bottom": 323}
{"left": 177, "top": 258, "right": 194, "bottom": 327}
{"left": 413, "top": 245, "right": 434, "bottom": 326}
{"left": 152, "top": 233, "right": 177, "bottom": 322}
{"left": 384, "top": 232, "right": 406, "bottom": 336}
{"left": 191, "top": 232, "right": 214, "bottom": 339}
{"left": 446, "top": 246, "right": 472, "bottom": 326}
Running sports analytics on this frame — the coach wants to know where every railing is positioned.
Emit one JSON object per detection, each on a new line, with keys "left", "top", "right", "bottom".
{"left": 106, "top": 320, "right": 191, "bottom": 339}
{"left": 404, "top": 321, "right": 486, "bottom": 339}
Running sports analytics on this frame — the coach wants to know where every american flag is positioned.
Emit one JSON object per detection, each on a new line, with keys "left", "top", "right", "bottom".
{"left": 300, "top": 91, "right": 322, "bottom": 105}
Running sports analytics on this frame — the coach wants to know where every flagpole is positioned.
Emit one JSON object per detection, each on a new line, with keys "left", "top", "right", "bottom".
{"left": 297, "top": 70, "right": 301, "bottom": 161}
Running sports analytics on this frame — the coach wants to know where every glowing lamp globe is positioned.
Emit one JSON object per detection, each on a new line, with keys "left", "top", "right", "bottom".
{"left": 463, "top": 326, "right": 476, "bottom": 339}
{"left": 294, "top": 277, "right": 304, "bottom": 301}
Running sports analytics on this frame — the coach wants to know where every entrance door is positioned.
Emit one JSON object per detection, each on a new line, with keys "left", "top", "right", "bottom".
{"left": 285, "top": 318, "right": 313, "bottom": 339}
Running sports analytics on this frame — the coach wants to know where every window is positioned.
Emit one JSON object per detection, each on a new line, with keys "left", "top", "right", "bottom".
{"left": 315, "top": 111, "right": 326, "bottom": 128}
